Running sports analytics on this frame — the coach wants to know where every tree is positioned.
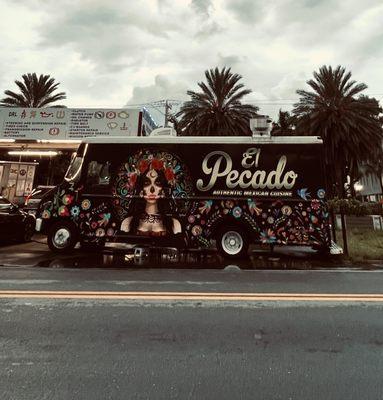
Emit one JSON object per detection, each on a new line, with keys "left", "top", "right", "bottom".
{"left": 175, "top": 67, "right": 258, "bottom": 136}
{"left": 0, "top": 73, "right": 66, "bottom": 108}
{"left": 292, "top": 65, "right": 383, "bottom": 198}
{"left": 271, "top": 110, "right": 297, "bottom": 136}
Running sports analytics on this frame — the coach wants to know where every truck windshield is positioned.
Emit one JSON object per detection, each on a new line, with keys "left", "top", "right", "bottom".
{"left": 65, "top": 153, "right": 83, "bottom": 182}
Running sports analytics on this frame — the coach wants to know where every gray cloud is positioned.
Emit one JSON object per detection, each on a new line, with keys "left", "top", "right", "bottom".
{"left": 225, "top": 0, "right": 266, "bottom": 25}
{"left": 126, "top": 75, "right": 189, "bottom": 105}
{"left": 194, "top": 21, "right": 223, "bottom": 40}
{"left": 217, "top": 54, "right": 242, "bottom": 68}
{"left": 1, "top": 0, "right": 382, "bottom": 121}
{"left": 191, "top": 0, "right": 213, "bottom": 16}
{"left": 36, "top": 1, "right": 180, "bottom": 73}
{"left": 270, "top": 72, "right": 308, "bottom": 100}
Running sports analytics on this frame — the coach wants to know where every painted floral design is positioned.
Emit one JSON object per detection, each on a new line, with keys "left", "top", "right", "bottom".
{"left": 70, "top": 206, "right": 80, "bottom": 218}
{"left": 81, "top": 199, "right": 91, "bottom": 210}
{"left": 260, "top": 228, "right": 277, "bottom": 243}
{"left": 99, "top": 213, "right": 111, "bottom": 227}
{"left": 191, "top": 225, "right": 202, "bottom": 236}
{"left": 96, "top": 228, "right": 105, "bottom": 237}
{"left": 199, "top": 200, "right": 213, "bottom": 214}
{"left": 281, "top": 205, "right": 292, "bottom": 216}
{"left": 186, "top": 196, "right": 331, "bottom": 249}
{"left": 317, "top": 189, "right": 326, "bottom": 199}
{"left": 58, "top": 206, "right": 69, "bottom": 217}
{"left": 232, "top": 206, "right": 242, "bottom": 219}
{"left": 42, "top": 209, "right": 51, "bottom": 219}
{"left": 311, "top": 200, "right": 321, "bottom": 210}
{"left": 62, "top": 194, "right": 74, "bottom": 206}
{"left": 247, "top": 199, "right": 262, "bottom": 216}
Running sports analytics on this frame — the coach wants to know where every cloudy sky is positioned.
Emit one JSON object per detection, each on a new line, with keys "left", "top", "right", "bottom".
{"left": 1, "top": 0, "right": 382, "bottom": 125}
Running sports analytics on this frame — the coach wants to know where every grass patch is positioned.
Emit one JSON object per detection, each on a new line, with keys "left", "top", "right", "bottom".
{"left": 335, "top": 229, "right": 383, "bottom": 262}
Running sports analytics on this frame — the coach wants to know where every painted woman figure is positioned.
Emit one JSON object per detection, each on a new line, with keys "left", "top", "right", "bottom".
{"left": 120, "top": 162, "right": 182, "bottom": 241}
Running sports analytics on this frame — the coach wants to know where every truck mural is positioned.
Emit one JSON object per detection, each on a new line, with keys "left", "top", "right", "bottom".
{"left": 36, "top": 137, "right": 332, "bottom": 258}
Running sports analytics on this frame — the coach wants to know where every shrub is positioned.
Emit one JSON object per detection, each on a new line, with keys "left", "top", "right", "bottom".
{"left": 328, "top": 198, "right": 383, "bottom": 216}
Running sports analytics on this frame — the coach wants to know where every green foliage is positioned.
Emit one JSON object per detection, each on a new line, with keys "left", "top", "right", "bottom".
{"left": 293, "top": 65, "right": 383, "bottom": 198}
{"left": 175, "top": 67, "right": 258, "bottom": 136}
{"left": 337, "top": 228, "right": 383, "bottom": 262}
{"left": 0, "top": 73, "right": 66, "bottom": 108}
{"left": 328, "top": 198, "right": 383, "bottom": 216}
{"left": 271, "top": 110, "right": 299, "bottom": 136}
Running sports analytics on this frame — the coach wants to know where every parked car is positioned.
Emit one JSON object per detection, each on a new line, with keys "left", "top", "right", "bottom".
{"left": 0, "top": 196, "right": 35, "bottom": 242}
{"left": 24, "top": 186, "right": 55, "bottom": 216}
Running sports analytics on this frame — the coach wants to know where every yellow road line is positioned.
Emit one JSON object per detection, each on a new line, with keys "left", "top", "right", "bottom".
{"left": 0, "top": 290, "right": 383, "bottom": 302}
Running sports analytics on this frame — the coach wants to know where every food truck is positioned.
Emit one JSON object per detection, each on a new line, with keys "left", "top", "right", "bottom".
{"left": 35, "top": 135, "right": 333, "bottom": 258}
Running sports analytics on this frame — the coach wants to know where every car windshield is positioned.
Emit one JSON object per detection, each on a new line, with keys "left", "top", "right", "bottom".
{"left": 65, "top": 154, "right": 83, "bottom": 182}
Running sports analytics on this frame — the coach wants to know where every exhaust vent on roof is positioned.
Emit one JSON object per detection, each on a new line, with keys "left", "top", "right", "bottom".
{"left": 250, "top": 115, "right": 272, "bottom": 137}
{"left": 149, "top": 127, "right": 177, "bottom": 137}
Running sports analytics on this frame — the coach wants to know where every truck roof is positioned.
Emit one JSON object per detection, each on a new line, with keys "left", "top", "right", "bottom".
{"left": 82, "top": 136, "right": 322, "bottom": 145}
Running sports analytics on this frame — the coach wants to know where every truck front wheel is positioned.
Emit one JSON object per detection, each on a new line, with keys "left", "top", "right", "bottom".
{"left": 47, "top": 221, "right": 78, "bottom": 253}
{"left": 216, "top": 226, "right": 249, "bottom": 259}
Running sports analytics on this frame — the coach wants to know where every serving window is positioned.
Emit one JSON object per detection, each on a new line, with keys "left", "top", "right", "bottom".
{"left": 84, "top": 161, "right": 111, "bottom": 194}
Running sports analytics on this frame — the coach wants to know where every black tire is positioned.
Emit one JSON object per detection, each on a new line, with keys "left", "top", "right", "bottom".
{"left": 216, "top": 225, "right": 249, "bottom": 259}
{"left": 20, "top": 217, "right": 35, "bottom": 242}
{"left": 47, "top": 220, "right": 78, "bottom": 253}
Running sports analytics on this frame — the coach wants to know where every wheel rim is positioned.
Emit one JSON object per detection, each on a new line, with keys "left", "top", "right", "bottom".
{"left": 221, "top": 231, "right": 243, "bottom": 255}
{"left": 53, "top": 228, "right": 71, "bottom": 249}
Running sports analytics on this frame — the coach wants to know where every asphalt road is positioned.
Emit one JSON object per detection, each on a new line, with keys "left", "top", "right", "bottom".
{"left": 0, "top": 234, "right": 360, "bottom": 270}
{"left": 1, "top": 267, "right": 383, "bottom": 399}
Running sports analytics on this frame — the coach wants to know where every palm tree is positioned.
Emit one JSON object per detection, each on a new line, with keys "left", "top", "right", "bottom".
{"left": 271, "top": 110, "right": 297, "bottom": 136}
{"left": 175, "top": 67, "right": 258, "bottom": 136}
{"left": 293, "top": 65, "right": 383, "bottom": 198}
{"left": 0, "top": 73, "right": 66, "bottom": 107}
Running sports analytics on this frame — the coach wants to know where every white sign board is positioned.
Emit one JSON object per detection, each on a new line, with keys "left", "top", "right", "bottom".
{"left": 0, "top": 108, "right": 142, "bottom": 140}
{"left": 68, "top": 108, "right": 140, "bottom": 138}
{"left": 1, "top": 108, "right": 67, "bottom": 140}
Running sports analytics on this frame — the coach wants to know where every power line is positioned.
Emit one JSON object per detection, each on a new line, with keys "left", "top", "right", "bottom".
{"left": 126, "top": 93, "right": 383, "bottom": 109}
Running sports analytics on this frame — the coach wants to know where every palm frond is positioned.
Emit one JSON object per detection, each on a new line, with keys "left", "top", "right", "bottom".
{"left": 177, "top": 66, "right": 258, "bottom": 136}
{"left": 0, "top": 73, "right": 66, "bottom": 108}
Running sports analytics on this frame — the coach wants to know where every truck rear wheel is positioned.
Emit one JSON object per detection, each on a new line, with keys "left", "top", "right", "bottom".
{"left": 47, "top": 221, "right": 78, "bottom": 253}
{"left": 216, "top": 226, "right": 249, "bottom": 259}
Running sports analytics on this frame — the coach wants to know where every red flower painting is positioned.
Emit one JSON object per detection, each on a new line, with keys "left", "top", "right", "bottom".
{"left": 165, "top": 168, "right": 175, "bottom": 182}
{"left": 151, "top": 158, "right": 164, "bottom": 170}
{"left": 128, "top": 173, "right": 137, "bottom": 187}
{"left": 138, "top": 160, "right": 149, "bottom": 173}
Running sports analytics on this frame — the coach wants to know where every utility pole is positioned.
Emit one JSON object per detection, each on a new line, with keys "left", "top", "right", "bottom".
{"left": 146, "top": 99, "right": 182, "bottom": 127}
{"left": 164, "top": 100, "right": 172, "bottom": 127}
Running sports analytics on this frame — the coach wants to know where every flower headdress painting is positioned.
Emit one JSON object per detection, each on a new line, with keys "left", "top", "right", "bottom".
{"left": 113, "top": 149, "right": 194, "bottom": 220}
